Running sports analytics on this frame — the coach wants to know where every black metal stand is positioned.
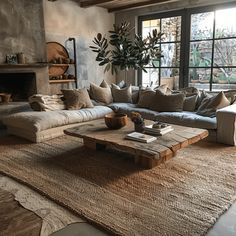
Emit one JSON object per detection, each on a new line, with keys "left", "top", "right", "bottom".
{"left": 68, "top": 37, "right": 78, "bottom": 88}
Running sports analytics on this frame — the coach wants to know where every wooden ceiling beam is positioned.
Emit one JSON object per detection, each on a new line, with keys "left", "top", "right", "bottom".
{"left": 108, "top": 0, "right": 172, "bottom": 12}
{"left": 80, "top": 0, "right": 114, "bottom": 8}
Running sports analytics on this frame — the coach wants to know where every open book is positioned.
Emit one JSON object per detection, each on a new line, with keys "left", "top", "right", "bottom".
{"left": 144, "top": 123, "right": 173, "bottom": 136}
{"left": 125, "top": 132, "right": 157, "bottom": 143}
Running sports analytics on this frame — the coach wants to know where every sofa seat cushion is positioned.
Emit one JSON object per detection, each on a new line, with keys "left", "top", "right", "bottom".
{"left": 3, "top": 106, "right": 113, "bottom": 132}
{"left": 109, "top": 103, "right": 159, "bottom": 121}
{"left": 109, "top": 103, "right": 216, "bottom": 130}
{"left": 155, "top": 111, "right": 217, "bottom": 130}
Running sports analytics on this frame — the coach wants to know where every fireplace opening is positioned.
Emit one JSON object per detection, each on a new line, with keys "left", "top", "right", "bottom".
{"left": 0, "top": 73, "right": 36, "bottom": 101}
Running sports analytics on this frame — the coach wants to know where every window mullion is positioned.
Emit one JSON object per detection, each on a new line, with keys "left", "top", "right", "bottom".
{"left": 210, "top": 11, "right": 216, "bottom": 91}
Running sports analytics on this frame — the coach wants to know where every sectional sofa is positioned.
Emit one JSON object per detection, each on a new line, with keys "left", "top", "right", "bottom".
{"left": 2, "top": 95, "right": 236, "bottom": 145}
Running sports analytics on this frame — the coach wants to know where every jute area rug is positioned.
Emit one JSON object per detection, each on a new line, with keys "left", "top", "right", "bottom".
{"left": 0, "top": 135, "right": 236, "bottom": 236}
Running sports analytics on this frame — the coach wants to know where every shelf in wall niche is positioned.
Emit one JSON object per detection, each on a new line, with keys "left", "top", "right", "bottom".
{"left": 48, "top": 63, "right": 75, "bottom": 67}
{"left": 0, "top": 63, "right": 48, "bottom": 68}
{"left": 49, "top": 79, "right": 76, "bottom": 83}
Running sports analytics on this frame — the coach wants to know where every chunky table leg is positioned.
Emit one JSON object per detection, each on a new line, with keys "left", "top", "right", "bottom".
{"left": 83, "top": 138, "right": 106, "bottom": 150}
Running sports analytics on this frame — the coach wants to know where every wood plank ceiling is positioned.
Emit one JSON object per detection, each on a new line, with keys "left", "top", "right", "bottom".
{"left": 78, "top": 0, "right": 176, "bottom": 12}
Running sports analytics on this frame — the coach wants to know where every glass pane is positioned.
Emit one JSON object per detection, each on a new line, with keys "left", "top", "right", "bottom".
{"left": 151, "top": 19, "right": 159, "bottom": 27}
{"left": 189, "top": 41, "right": 212, "bottom": 67}
{"left": 161, "top": 16, "right": 181, "bottom": 42}
{"left": 190, "top": 12, "right": 214, "bottom": 40}
{"left": 215, "top": 7, "right": 236, "bottom": 38}
{"left": 161, "top": 43, "right": 180, "bottom": 67}
{"left": 160, "top": 68, "right": 179, "bottom": 90}
{"left": 189, "top": 68, "right": 211, "bottom": 87}
{"left": 142, "top": 19, "right": 160, "bottom": 38}
{"left": 213, "top": 67, "right": 236, "bottom": 83}
{"left": 214, "top": 39, "right": 236, "bottom": 66}
{"left": 142, "top": 68, "right": 159, "bottom": 87}
{"left": 142, "top": 20, "right": 150, "bottom": 28}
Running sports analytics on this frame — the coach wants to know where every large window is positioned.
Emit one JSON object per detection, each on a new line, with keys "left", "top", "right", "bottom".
{"left": 139, "top": 3, "right": 236, "bottom": 91}
{"left": 139, "top": 12, "right": 183, "bottom": 90}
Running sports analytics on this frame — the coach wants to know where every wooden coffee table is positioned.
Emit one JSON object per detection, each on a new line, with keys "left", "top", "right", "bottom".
{"left": 64, "top": 119, "right": 208, "bottom": 169}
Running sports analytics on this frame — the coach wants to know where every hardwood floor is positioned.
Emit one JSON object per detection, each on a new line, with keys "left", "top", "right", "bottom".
{"left": 0, "top": 188, "right": 42, "bottom": 236}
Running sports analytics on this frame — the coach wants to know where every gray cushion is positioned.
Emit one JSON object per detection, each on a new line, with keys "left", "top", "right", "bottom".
{"left": 155, "top": 111, "right": 217, "bottom": 130}
{"left": 108, "top": 103, "right": 216, "bottom": 130}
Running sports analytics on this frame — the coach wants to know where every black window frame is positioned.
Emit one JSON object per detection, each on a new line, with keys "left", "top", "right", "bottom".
{"left": 138, "top": 1, "right": 236, "bottom": 90}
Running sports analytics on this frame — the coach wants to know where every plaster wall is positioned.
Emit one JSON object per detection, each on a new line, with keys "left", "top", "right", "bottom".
{"left": 0, "top": 0, "right": 46, "bottom": 64}
{"left": 43, "top": 0, "right": 115, "bottom": 91}
{"left": 115, "top": 0, "right": 236, "bottom": 85}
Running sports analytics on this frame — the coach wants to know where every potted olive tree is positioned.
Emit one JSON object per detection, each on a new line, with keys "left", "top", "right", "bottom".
{"left": 90, "top": 22, "right": 163, "bottom": 83}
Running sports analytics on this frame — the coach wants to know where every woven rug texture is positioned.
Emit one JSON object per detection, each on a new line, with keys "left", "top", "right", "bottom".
{"left": 0, "top": 135, "right": 236, "bottom": 236}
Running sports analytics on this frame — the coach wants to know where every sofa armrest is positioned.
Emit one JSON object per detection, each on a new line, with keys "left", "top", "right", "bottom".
{"left": 216, "top": 104, "right": 236, "bottom": 145}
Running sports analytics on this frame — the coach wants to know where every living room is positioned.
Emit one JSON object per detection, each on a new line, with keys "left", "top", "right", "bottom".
{"left": 1, "top": 0, "right": 236, "bottom": 235}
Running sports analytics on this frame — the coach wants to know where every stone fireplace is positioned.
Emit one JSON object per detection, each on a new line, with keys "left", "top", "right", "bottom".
{"left": 0, "top": 64, "right": 49, "bottom": 101}
{"left": 0, "top": 73, "right": 36, "bottom": 101}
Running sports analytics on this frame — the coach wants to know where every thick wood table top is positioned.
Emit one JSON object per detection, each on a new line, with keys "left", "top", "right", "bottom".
{"left": 64, "top": 119, "right": 208, "bottom": 168}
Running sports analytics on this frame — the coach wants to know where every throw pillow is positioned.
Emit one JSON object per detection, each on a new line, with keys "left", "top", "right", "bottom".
{"left": 100, "top": 79, "right": 110, "bottom": 88}
{"left": 224, "top": 90, "right": 236, "bottom": 104}
{"left": 89, "top": 82, "right": 113, "bottom": 105}
{"left": 111, "top": 84, "right": 132, "bottom": 103}
{"left": 137, "top": 89, "right": 156, "bottom": 108}
{"left": 61, "top": 88, "right": 94, "bottom": 110}
{"left": 197, "top": 91, "right": 230, "bottom": 117}
{"left": 183, "top": 94, "right": 198, "bottom": 111}
{"left": 149, "top": 93, "right": 185, "bottom": 112}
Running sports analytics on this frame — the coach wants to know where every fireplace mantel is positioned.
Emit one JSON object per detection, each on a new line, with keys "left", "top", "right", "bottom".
{"left": 0, "top": 63, "right": 48, "bottom": 69}
{"left": 0, "top": 64, "right": 50, "bottom": 95}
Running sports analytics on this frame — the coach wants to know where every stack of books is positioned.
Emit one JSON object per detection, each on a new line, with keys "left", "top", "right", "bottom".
{"left": 125, "top": 132, "right": 157, "bottom": 143}
{"left": 144, "top": 122, "right": 173, "bottom": 136}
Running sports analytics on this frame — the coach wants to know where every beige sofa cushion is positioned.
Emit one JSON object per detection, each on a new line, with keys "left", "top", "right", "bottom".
{"left": 111, "top": 84, "right": 132, "bottom": 103}
{"left": 137, "top": 85, "right": 170, "bottom": 108}
{"left": 62, "top": 88, "right": 93, "bottom": 110}
{"left": 3, "top": 106, "right": 113, "bottom": 132}
{"left": 149, "top": 93, "right": 185, "bottom": 112}
{"left": 197, "top": 91, "right": 230, "bottom": 117}
{"left": 183, "top": 94, "right": 198, "bottom": 111}
{"left": 90, "top": 81, "right": 113, "bottom": 105}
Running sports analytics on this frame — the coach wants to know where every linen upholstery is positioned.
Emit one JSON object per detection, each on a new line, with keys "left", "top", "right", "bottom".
{"left": 111, "top": 84, "right": 132, "bottom": 103}
{"left": 3, "top": 106, "right": 113, "bottom": 132}
{"left": 108, "top": 103, "right": 216, "bottom": 130}
{"left": 62, "top": 88, "right": 93, "bottom": 110}
{"left": 183, "top": 95, "right": 198, "bottom": 111}
{"left": 217, "top": 104, "right": 236, "bottom": 146}
{"left": 89, "top": 82, "right": 113, "bottom": 104}
{"left": 197, "top": 91, "right": 230, "bottom": 117}
{"left": 29, "top": 94, "right": 66, "bottom": 111}
{"left": 150, "top": 92, "right": 185, "bottom": 112}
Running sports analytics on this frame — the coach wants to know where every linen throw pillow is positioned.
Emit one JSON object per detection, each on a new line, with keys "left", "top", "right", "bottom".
{"left": 183, "top": 94, "right": 198, "bottom": 111}
{"left": 89, "top": 81, "right": 113, "bottom": 105}
{"left": 137, "top": 85, "right": 170, "bottom": 108}
{"left": 111, "top": 84, "right": 132, "bottom": 103}
{"left": 149, "top": 92, "right": 185, "bottom": 112}
{"left": 197, "top": 91, "right": 230, "bottom": 117}
{"left": 61, "top": 88, "right": 94, "bottom": 110}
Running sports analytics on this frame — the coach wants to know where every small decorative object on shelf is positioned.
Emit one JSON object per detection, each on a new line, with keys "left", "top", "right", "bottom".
{"left": 130, "top": 112, "right": 145, "bottom": 133}
{"left": 46, "top": 39, "right": 77, "bottom": 87}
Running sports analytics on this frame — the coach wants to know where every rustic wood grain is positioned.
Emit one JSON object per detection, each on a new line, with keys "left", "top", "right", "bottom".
{"left": 64, "top": 119, "right": 208, "bottom": 169}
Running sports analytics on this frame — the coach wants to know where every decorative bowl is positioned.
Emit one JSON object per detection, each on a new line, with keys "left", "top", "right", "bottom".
{"left": 104, "top": 113, "right": 128, "bottom": 129}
